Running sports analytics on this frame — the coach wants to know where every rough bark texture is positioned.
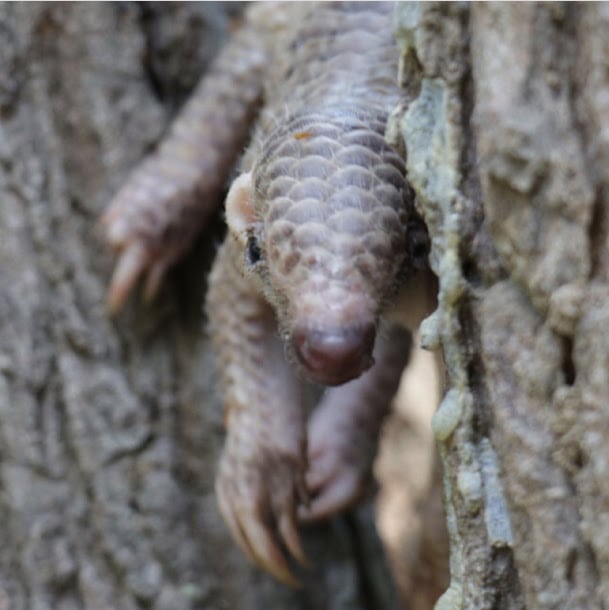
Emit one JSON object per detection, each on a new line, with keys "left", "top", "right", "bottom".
{"left": 394, "top": 2, "right": 609, "bottom": 609}
{"left": 0, "top": 4, "right": 398, "bottom": 609}
{"left": 5, "top": 2, "right": 609, "bottom": 610}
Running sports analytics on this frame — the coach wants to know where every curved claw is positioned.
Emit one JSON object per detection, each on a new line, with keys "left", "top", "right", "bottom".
{"left": 278, "top": 510, "right": 308, "bottom": 567}
{"left": 143, "top": 259, "right": 170, "bottom": 304}
{"left": 101, "top": 206, "right": 173, "bottom": 312}
{"left": 239, "top": 510, "right": 301, "bottom": 587}
{"left": 106, "top": 242, "right": 149, "bottom": 314}
{"left": 216, "top": 480, "right": 258, "bottom": 565}
{"left": 215, "top": 448, "right": 308, "bottom": 586}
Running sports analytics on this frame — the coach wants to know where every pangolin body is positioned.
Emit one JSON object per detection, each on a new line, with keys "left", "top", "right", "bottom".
{"left": 103, "top": 1, "right": 430, "bottom": 585}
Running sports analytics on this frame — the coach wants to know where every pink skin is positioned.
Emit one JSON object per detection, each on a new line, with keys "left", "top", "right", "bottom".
{"left": 300, "top": 326, "right": 411, "bottom": 522}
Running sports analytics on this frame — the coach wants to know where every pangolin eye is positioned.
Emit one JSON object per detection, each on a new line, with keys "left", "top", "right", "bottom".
{"left": 246, "top": 234, "right": 262, "bottom": 267}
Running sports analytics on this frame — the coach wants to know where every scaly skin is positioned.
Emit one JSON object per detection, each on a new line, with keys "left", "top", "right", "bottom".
{"left": 102, "top": 16, "right": 269, "bottom": 312}
{"left": 207, "top": 238, "right": 309, "bottom": 585}
{"left": 103, "top": 2, "right": 432, "bottom": 584}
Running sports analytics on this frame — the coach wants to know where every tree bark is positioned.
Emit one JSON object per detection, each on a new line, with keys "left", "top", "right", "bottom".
{"left": 0, "top": 4, "right": 397, "bottom": 609}
{"left": 5, "top": 2, "right": 608, "bottom": 610}
{"left": 395, "top": 2, "right": 609, "bottom": 609}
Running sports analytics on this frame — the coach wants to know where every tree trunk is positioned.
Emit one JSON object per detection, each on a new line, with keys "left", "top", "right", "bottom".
{"left": 0, "top": 4, "right": 397, "bottom": 609}
{"left": 4, "top": 2, "right": 608, "bottom": 610}
{"left": 394, "top": 2, "right": 609, "bottom": 609}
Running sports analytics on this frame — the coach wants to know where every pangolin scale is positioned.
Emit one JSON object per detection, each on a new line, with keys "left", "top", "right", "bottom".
{"left": 103, "top": 1, "right": 432, "bottom": 585}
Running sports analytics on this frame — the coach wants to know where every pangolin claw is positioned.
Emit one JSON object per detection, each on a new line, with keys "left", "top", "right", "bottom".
{"left": 278, "top": 510, "right": 308, "bottom": 567}
{"left": 215, "top": 448, "right": 308, "bottom": 587}
{"left": 216, "top": 483, "right": 258, "bottom": 565}
{"left": 106, "top": 242, "right": 149, "bottom": 314}
{"left": 101, "top": 207, "right": 173, "bottom": 313}
{"left": 240, "top": 510, "right": 301, "bottom": 587}
{"left": 142, "top": 259, "right": 170, "bottom": 304}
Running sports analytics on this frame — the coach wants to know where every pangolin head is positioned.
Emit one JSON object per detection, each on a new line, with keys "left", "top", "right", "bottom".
{"left": 226, "top": 113, "right": 427, "bottom": 386}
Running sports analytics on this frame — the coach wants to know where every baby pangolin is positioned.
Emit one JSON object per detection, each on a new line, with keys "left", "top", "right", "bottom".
{"left": 102, "top": 1, "right": 431, "bottom": 585}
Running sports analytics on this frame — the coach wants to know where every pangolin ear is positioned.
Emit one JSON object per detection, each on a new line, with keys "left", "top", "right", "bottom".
{"left": 225, "top": 172, "right": 256, "bottom": 237}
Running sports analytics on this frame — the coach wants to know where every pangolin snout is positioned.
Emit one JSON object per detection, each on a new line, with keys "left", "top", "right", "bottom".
{"left": 292, "top": 322, "right": 376, "bottom": 386}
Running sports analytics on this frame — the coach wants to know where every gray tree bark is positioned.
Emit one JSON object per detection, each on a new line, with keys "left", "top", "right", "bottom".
{"left": 4, "top": 2, "right": 607, "bottom": 610}
{"left": 394, "top": 3, "right": 609, "bottom": 609}
{"left": 0, "top": 4, "right": 397, "bottom": 610}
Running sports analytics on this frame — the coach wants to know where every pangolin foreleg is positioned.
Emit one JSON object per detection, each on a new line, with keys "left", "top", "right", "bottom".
{"left": 206, "top": 237, "right": 309, "bottom": 586}
{"left": 101, "top": 22, "right": 267, "bottom": 311}
{"left": 300, "top": 325, "right": 412, "bottom": 522}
